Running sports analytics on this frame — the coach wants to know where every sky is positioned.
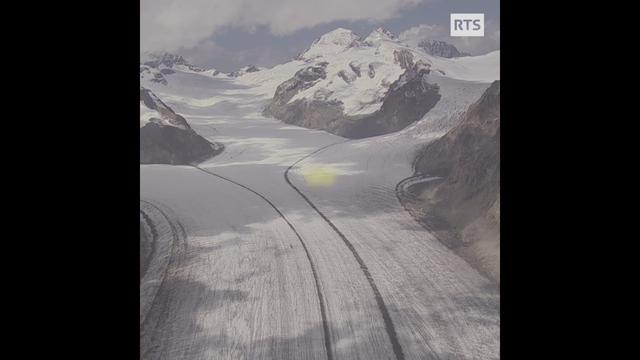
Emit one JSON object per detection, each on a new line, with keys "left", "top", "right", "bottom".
{"left": 141, "top": 0, "right": 500, "bottom": 72}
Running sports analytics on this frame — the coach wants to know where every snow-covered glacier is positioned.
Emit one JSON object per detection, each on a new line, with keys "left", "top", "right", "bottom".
{"left": 140, "top": 27, "right": 500, "bottom": 360}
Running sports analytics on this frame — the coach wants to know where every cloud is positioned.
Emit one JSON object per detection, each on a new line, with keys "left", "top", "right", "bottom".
{"left": 141, "top": 0, "right": 425, "bottom": 53}
{"left": 398, "top": 21, "right": 500, "bottom": 55}
{"left": 398, "top": 24, "right": 445, "bottom": 46}
{"left": 181, "top": 39, "right": 300, "bottom": 72}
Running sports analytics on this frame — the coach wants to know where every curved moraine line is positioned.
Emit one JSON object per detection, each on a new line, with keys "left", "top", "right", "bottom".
{"left": 191, "top": 166, "right": 334, "bottom": 360}
{"left": 284, "top": 140, "right": 411, "bottom": 360}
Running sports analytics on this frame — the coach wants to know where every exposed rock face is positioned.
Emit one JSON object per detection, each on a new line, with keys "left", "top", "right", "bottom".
{"left": 418, "top": 40, "right": 470, "bottom": 58}
{"left": 349, "top": 62, "right": 361, "bottom": 77}
{"left": 140, "top": 65, "right": 168, "bottom": 85}
{"left": 140, "top": 52, "right": 213, "bottom": 85}
{"left": 367, "top": 64, "right": 376, "bottom": 78}
{"left": 140, "top": 87, "right": 222, "bottom": 165}
{"left": 140, "top": 123, "right": 219, "bottom": 165}
{"left": 411, "top": 81, "right": 500, "bottom": 282}
{"left": 140, "top": 214, "right": 153, "bottom": 280}
{"left": 142, "top": 52, "right": 204, "bottom": 72}
{"left": 139, "top": 87, "right": 190, "bottom": 130}
{"left": 264, "top": 57, "right": 441, "bottom": 139}
{"left": 228, "top": 65, "right": 262, "bottom": 77}
{"left": 297, "top": 28, "right": 362, "bottom": 59}
{"left": 264, "top": 63, "right": 328, "bottom": 112}
{"left": 337, "top": 70, "right": 355, "bottom": 84}
{"left": 364, "top": 27, "right": 397, "bottom": 45}
{"left": 394, "top": 49, "right": 414, "bottom": 70}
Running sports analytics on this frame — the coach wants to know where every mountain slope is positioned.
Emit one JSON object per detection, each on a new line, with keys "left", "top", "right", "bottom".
{"left": 259, "top": 27, "right": 499, "bottom": 139}
{"left": 408, "top": 81, "right": 500, "bottom": 282}
{"left": 140, "top": 87, "right": 222, "bottom": 164}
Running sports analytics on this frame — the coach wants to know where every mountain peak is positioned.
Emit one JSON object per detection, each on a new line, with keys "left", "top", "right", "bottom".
{"left": 228, "top": 65, "right": 262, "bottom": 77}
{"left": 300, "top": 28, "right": 361, "bottom": 59}
{"left": 374, "top": 27, "right": 395, "bottom": 37}
{"left": 364, "top": 27, "right": 397, "bottom": 44}
{"left": 141, "top": 52, "right": 206, "bottom": 72}
{"left": 316, "top": 28, "right": 359, "bottom": 46}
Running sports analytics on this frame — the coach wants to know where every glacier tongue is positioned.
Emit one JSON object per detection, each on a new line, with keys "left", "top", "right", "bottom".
{"left": 140, "top": 56, "right": 499, "bottom": 359}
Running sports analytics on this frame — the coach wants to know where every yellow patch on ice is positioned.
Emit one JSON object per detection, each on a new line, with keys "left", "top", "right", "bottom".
{"left": 301, "top": 166, "right": 337, "bottom": 187}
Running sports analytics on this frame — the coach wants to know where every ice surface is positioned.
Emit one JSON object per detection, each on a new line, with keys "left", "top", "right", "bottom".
{"left": 140, "top": 44, "right": 499, "bottom": 359}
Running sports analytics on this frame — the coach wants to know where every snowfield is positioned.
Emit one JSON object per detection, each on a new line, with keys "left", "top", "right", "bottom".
{"left": 141, "top": 40, "right": 499, "bottom": 359}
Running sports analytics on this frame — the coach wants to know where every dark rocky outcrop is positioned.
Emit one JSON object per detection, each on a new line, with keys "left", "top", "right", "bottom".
{"left": 140, "top": 87, "right": 190, "bottom": 130}
{"left": 337, "top": 70, "right": 356, "bottom": 84}
{"left": 367, "top": 64, "right": 376, "bottom": 78}
{"left": 263, "top": 63, "right": 328, "bottom": 114}
{"left": 140, "top": 87, "right": 222, "bottom": 165}
{"left": 143, "top": 53, "right": 204, "bottom": 72}
{"left": 228, "top": 65, "right": 261, "bottom": 77}
{"left": 410, "top": 81, "right": 500, "bottom": 282}
{"left": 140, "top": 213, "right": 153, "bottom": 280}
{"left": 140, "top": 123, "right": 220, "bottom": 165}
{"left": 140, "top": 65, "right": 168, "bottom": 85}
{"left": 418, "top": 40, "right": 470, "bottom": 58}
{"left": 393, "top": 49, "right": 414, "bottom": 69}
{"left": 349, "top": 62, "right": 361, "bottom": 77}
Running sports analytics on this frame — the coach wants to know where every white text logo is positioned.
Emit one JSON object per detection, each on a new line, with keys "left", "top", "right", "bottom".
{"left": 450, "top": 13, "right": 484, "bottom": 37}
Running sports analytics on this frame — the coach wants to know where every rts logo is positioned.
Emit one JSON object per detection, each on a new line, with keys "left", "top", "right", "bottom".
{"left": 450, "top": 13, "right": 485, "bottom": 37}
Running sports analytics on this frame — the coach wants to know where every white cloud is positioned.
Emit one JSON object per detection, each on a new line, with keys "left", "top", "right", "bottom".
{"left": 398, "top": 24, "right": 446, "bottom": 46}
{"left": 398, "top": 21, "right": 500, "bottom": 55}
{"left": 181, "top": 39, "right": 299, "bottom": 72}
{"left": 141, "top": 0, "right": 425, "bottom": 53}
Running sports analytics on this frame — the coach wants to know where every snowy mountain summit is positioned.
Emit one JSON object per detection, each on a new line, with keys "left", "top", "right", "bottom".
{"left": 140, "top": 52, "right": 221, "bottom": 84}
{"left": 299, "top": 28, "right": 362, "bottom": 59}
{"left": 257, "top": 27, "right": 499, "bottom": 138}
{"left": 364, "top": 27, "right": 398, "bottom": 44}
{"left": 300, "top": 27, "right": 397, "bottom": 59}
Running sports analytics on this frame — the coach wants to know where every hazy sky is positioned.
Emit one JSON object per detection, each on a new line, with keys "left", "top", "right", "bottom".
{"left": 141, "top": 0, "right": 499, "bottom": 72}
